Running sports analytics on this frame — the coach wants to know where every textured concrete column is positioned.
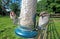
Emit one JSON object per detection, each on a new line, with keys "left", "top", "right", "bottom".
{"left": 20, "top": 0, "right": 37, "bottom": 30}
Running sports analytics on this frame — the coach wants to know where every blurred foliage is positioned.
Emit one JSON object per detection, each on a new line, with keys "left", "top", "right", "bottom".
{"left": 0, "top": 0, "right": 60, "bottom": 16}
{"left": 37, "top": 0, "right": 60, "bottom": 14}
{"left": 0, "top": 0, "right": 2, "bottom": 12}
{"left": 0, "top": 0, "right": 20, "bottom": 16}
{"left": 37, "top": 0, "right": 47, "bottom": 13}
{"left": 10, "top": 3, "right": 20, "bottom": 16}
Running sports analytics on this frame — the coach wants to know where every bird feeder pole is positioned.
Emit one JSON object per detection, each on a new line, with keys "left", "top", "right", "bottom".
{"left": 20, "top": 0, "right": 37, "bottom": 30}
{"left": 15, "top": 0, "right": 38, "bottom": 39}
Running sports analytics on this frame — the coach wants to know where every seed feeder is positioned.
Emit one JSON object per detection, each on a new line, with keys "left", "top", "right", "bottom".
{"left": 15, "top": 0, "right": 38, "bottom": 38}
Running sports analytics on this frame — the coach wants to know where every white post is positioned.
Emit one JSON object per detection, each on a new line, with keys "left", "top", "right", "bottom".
{"left": 19, "top": 0, "right": 37, "bottom": 39}
{"left": 20, "top": 0, "right": 37, "bottom": 31}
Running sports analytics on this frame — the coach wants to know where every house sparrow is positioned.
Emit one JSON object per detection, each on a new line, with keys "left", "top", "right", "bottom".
{"left": 38, "top": 11, "right": 49, "bottom": 30}
{"left": 10, "top": 11, "right": 17, "bottom": 24}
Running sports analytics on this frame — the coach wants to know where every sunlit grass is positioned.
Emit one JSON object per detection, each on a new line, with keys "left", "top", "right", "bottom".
{"left": 47, "top": 18, "right": 60, "bottom": 39}
{"left": 0, "top": 16, "right": 26, "bottom": 39}
{"left": 0, "top": 16, "right": 60, "bottom": 39}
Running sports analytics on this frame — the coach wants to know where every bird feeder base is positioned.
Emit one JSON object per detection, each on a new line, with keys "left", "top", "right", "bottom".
{"left": 15, "top": 28, "right": 37, "bottom": 38}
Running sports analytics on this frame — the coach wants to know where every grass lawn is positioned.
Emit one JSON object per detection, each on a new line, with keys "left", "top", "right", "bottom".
{"left": 0, "top": 16, "right": 60, "bottom": 39}
{"left": 0, "top": 16, "right": 26, "bottom": 39}
{"left": 47, "top": 18, "right": 60, "bottom": 39}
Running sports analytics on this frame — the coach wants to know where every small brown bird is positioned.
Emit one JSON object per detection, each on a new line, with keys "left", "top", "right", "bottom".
{"left": 10, "top": 11, "right": 18, "bottom": 24}
{"left": 38, "top": 11, "right": 49, "bottom": 30}
{"left": 10, "top": 11, "right": 16, "bottom": 19}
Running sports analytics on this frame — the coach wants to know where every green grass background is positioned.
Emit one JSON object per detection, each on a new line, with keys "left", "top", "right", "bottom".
{"left": 0, "top": 16, "right": 27, "bottom": 39}
{"left": 46, "top": 18, "right": 60, "bottom": 39}
{"left": 0, "top": 16, "right": 60, "bottom": 39}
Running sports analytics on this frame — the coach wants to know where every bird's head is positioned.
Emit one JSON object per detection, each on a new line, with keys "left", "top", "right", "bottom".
{"left": 39, "top": 11, "right": 49, "bottom": 18}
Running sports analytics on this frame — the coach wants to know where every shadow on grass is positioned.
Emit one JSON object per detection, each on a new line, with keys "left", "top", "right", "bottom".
{"left": 46, "top": 19, "right": 60, "bottom": 39}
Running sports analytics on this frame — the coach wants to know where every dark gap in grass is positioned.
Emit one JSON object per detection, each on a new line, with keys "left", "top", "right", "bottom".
{"left": 0, "top": 28, "right": 7, "bottom": 33}
{"left": 52, "top": 23, "right": 56, "bottom": 39}
{"left": 46, "top": 19, "right": 51, "bottom": 39}
{"left": 50, "top": 20, "right": 53, "bottom": 39}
